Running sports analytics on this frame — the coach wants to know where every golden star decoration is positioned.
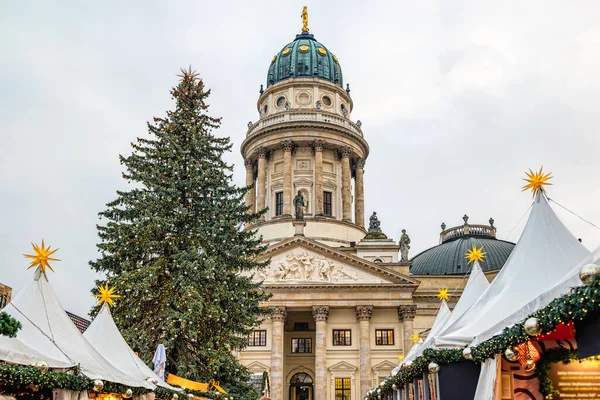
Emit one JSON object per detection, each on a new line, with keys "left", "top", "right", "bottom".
{"left": 24, "top": 240, "right": 60, "bottom": 275}
{"left": 437, "top": 288, "right": 450, "bottom": 301}
{"left": 95, "top": 283, "right": 121, "bottom": 307}
{"left": 411, "top": 333, "right": 421, "bottom": 343}
{"left": 398, "top": 355, "right": 405, "bottom": 361}
{"left": 522, "top": 167, "right": 552, "bottom": 197}
{"left": 465, "top": 245, "right": 486, "bottom": 264}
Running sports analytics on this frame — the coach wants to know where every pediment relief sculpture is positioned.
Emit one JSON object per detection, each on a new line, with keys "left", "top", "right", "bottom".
{"left": 255, "top": 252, "right": 359, "bottom": 282}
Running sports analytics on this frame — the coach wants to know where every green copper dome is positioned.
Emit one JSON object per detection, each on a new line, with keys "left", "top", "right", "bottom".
{"left": 267, "top": 32, "right": 343, "bottom": 88}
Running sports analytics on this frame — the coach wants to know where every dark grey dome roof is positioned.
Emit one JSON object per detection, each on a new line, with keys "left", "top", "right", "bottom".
{"left": 410, "top": 222, "right": 515, "bottom": 275}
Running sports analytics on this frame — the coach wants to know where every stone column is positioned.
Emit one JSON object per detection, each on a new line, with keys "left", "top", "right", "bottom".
{"left": 244, "top": 159, "right": 255, "bottom": 213}
{"left": 313, "top": 140, "right": 325, "bottom": 216}
{"left": 271, "top": 306, "right": 286, "bottom": 400}
{"left": 356, "top": 305, "right": 373, "bottom": 398}
{"left": 354, "top": 159, "right": 365, "bottom": 228}
{"left": 255, "top": 147, "right": 267, "bottom": 219}
{"left": 313, "top": 305, "right": 330, "bottom": 400}
{"left": 281, "top": 140, "right": 294, "bottom": 217}
{"left": 398, "top": 305, "right": 417, "bottom": 356}
{"left": 340, "top": 147, "right": 352, "bottom": 222}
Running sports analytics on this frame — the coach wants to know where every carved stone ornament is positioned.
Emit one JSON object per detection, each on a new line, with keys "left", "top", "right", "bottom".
{"left": 297, "top": 160, "right": 310, "bottom": 169}
{"left": 355, "top": 158, "right": 365, "bottom": 170}
{"left": 356, "top": 305, "right": 373, "bottom": 321}
{"left": 254, "top": 147, "right": 267, "bottom": 159}
{"left": 312, "top": 305, "right": 330, "bottom": 322}
{"left": 256, "top": 252, "right": 359, "bottom": 283}
{"left": 313, "top": 140, "right": 324, "bottom": 152}
{"left": 272, "top": 306, "right": 287, "bottom": 322}
{"left": 281, "top": 140, "right": 294, "bottom": 152}
{"left": 398, "top": 305, "right": 417, "bottom": 322}
{"left": 244, "top": 159, "right": 253, "bottom": 169}
{"left": 339, "top": 146, "right": 352, "bottom": 158}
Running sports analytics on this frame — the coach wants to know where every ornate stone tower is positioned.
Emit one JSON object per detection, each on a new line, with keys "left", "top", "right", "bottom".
{"left": 241, "top": 21, "right": 369, "bottom": 246}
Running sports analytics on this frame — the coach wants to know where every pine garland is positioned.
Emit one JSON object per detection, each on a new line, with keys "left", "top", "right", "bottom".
{"left": 0, "top": 362, "right": 226, "bottom": 399}
{"left": 0, "top": 312, "right": 21, "bottom": 338}
{"left": 365, "top": 277, "right": 600, "bottom": 399}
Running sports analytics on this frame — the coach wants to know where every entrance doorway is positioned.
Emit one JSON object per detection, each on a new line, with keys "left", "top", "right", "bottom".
{"left": 289, "top": 372, "right": 313, "bottom": 400}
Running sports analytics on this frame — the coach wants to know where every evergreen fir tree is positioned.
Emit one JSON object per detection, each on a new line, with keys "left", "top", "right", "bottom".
{"left": 90, "top": 68, "right": 270, "bottom": 398}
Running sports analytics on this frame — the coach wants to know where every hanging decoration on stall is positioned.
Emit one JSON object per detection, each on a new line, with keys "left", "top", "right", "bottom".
{"left": 94, "top": 283, "right": 121, "bottom": 306}
{"left": 465, "top": 245, "right": 486, "bottom": 264}
{"left": 437, "top": 288, "right": 449, "bottom": 301}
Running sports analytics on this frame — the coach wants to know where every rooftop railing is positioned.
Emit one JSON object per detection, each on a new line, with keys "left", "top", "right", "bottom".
{"left": 246, "top": 110, "right": 363, "bottom": 137}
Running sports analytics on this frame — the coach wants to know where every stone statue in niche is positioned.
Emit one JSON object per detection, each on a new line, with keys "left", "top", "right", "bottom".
{"left": 399, "top": 229, "right": 411, "bottom": 262}
{"left": 294, "top": 190, "right": 306, "bottom": 220}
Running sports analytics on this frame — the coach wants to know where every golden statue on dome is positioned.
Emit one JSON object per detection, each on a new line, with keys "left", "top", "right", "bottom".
{"left": 301, "top": 6, "right": 309, "bottom": 33}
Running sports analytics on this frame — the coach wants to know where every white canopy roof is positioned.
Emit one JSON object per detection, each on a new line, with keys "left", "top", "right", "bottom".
{"left": 435, "top": 192, "right": 590, "bottom": 347}
{"left": 84, "top": 303, "right": 175, "bottom": 390}
{"left": 473, "top": 245, "right": 600, "bottom": 345}
{"left": 405, "top": 261, "right": 489, "bottom": 363}
{"left": 0, "top": 272, "right": 153, "bottom": 389}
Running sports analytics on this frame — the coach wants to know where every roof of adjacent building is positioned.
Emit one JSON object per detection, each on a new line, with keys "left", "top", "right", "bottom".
{"left": 410, "top": 219, "right": 516, "bottom": 275}
{"left": 66, "top": 311, "right": 91, "bottom": 333}
{"left": 267, "top": 32, "right": 343, "bottom": 88}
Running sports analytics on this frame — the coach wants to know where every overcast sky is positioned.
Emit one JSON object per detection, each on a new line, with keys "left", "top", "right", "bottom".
{"left": 2, "top": 1, "right": 599, "bottom": 318}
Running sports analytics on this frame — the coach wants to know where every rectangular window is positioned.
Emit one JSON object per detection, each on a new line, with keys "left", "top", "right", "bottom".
{"left": 333, "top": 329, "right": 352, "bottom": 346}
{"left": 375, "top": 329, "right": 395, "bottom": 345}
{"left": 291, "top": 338, "right": 312, "bottom": 353}
{"left": 323, "top": 191, "right": 332, "bottom": 216}
{"left": 248, "top": 330, "right": 267, "bottom": 346}
{"left": 249, "top": 374, "right": 263, "bottom": 394}
{"left": 335, "top": 378, "right": 351, "bottom": 400}
{"left": 275, "top": 192, "right": 284, "bottom": 216}
{"left": 294, "top": 322, "right": 309, "bottom": 331}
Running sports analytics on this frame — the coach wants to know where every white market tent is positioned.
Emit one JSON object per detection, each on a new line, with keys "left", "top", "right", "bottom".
{"left": 0, "top": 270, "right": 154, "bottom": 389}
{"left": 434, "top": 192, "right": 591, "bottom": 348}
{"left": 84, "top": 303, "right": 176, "bottom": 390}
{"left": 409, "top": 261, "right": 490, "bottom": 363}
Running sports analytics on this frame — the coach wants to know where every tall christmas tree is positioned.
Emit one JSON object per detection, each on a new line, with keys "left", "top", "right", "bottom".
{"left": 90, "top": 68, "right": 270, "bottom": 398}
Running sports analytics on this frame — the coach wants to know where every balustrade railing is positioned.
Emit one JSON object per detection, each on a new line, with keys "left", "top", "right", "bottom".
{"left": 246, "top": 110, "right": 363, "bottom": 137}
{"left": 440, "top": 224, "right": 496, "bottom": 243}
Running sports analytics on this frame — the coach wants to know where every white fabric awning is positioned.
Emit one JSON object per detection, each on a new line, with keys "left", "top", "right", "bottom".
{"left": 84, "top": 303, "right": 176, "bottom": 390}
{"left": 1, "top": 272, "right": 154, "bottom": 389}
{"left": 435, "top": 192, "right": 590, "bottom": 347}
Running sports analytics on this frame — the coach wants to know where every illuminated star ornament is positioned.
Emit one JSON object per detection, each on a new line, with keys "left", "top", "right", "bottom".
{"left": 95, "top": 283, "right": 121, "bottom": 307}
{"left": 522, "top": 167, "right": 552, "bottom": 197}
{"left": 24, "top": 240, "right": 60, "bottom": 276}
{"left": 411, "top": 333, "right": 421, "bottom": 343}
{"left": 465, "top": 245, "right": 486, "bottom": 264}
{"left": 437, "top": 288, "right": 450, "bottom": 301}
{"left": 398, "top": 355, "right": 405, "bottom": 361}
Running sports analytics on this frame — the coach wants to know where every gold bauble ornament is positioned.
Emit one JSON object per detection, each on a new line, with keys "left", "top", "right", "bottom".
{"left": 392, "top": 384, "right": 397, "bottom": 390}
{"left": 428, "top": 362, "right": 440, "bottom": 373}
{"left": 504, "top": 348, "right": 517, "bottom": 362}
{"left": 187, "top": 394, "right": 194, "bottom": 399}
{"left": 580, "top": 263, "right": 600, "bottom": 286}
{"left": 123, "top": 389, "right": 133, "bottom": 398}
{"left": 93, "top": 379, "right": 104, "bottom": 391}
{"left": 172, "top": 395, "right": 179, "bottom": 400}
{"left": 463, "top": 347, "right": 473, "bottom": 360}
{"left": 524, "top": 317, "right": 542, "bottom": 336}
{"left": 524, "top": 358, "right": 536, "bottom": 372}
{"left": 405, "top": 360, "right": 413, "bottom": 367}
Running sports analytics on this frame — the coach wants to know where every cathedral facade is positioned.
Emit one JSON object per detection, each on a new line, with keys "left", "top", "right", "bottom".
{"left": 237, "top": 12, "right": 514, "bottom": 400}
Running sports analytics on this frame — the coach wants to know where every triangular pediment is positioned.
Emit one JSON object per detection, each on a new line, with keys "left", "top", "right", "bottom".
{"left": 252, "top": 237, "right": 419, "bottom": 287}
{"left": 246, "top": 361, "right": 269, "bottom": 373}
{"left": 329, "top": 361, "right": 357, "bottom": 373}
{"left": 372, "top": 360, "right": 397, "bottom": 371}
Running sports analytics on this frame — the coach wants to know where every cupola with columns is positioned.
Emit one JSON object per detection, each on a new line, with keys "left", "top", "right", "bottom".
{"left": 241, "top": 11, "right": 369, "bottom": 247}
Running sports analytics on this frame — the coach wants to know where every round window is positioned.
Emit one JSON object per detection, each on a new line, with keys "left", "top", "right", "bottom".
{"left": 276, "top": 96, "right": 286, "bottom": 107}
{"left": 322, "top": 96, "right": 332, "bottom": 106}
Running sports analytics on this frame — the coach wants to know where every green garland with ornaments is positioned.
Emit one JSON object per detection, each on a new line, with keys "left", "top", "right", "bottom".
{"left": 364, "top": 269, "right": 600, "bottom": 399}
{"left": 0, "top": 362, "right": 230, "bottom": 400}
{"left": 0, "top": 312, "right": 21, "bottom": 338}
